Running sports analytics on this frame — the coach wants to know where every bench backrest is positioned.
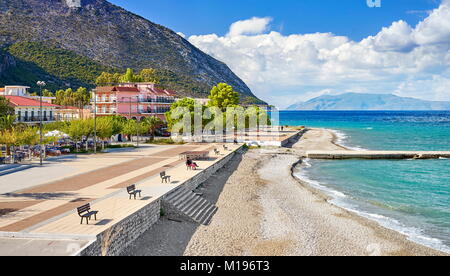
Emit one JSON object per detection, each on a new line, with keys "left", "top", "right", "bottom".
{"left": 160, "top": 171, "right": 166, "bottom": 178}
{"left": 77, "top": 203, "right": 91, "bottom": 215}
{"left": 127, "top": 185, "right": 136, "bottom": 193}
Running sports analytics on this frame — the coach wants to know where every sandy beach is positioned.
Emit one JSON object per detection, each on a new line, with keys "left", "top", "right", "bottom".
{"left": 123, "top": 128, "right": 447, "bottom": 256}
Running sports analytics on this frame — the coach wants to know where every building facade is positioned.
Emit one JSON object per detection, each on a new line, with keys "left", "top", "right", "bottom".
{"left": 1, "top": 85, "right": 89, "bottom": 123}
{"left": 3, "top": 96, "right": 59, "bottom": 123}
{"left": 94, "top": 83, "right": 176, "bottom": 121}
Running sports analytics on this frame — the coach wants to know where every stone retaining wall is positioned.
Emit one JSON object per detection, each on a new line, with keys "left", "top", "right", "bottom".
{"left": 76, "top": 199, "right": 160, "bottom": 256}
{"left": 76, "top": 145, "right": 242, "bottom": 256}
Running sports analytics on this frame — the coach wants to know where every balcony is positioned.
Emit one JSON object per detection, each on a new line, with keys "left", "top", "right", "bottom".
{"left": 94, "top": 97, "right": 117, "bottom": 103}
{"left": 17, "top": 117, "right": 56, "bottom": 123}
{"left": 138, "top": 97, "right": 175, "bottom": 104}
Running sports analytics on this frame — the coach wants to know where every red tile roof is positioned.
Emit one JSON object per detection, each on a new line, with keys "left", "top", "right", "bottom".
{"left": 96, "top": 86, "right": 139, "bottom": 93}
{"left": 3, "top": 96, "right": 60, "bottom": 107}
{"left": 148, "top": 87, "right": 176, "bottom": 97}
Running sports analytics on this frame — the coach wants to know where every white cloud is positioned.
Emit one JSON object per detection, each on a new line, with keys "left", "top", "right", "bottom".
{"left": 227, "top": 17, "right": 272, "bottom": 37}
{"left": 188, "top": 1, "right": 450, "bottom": 108}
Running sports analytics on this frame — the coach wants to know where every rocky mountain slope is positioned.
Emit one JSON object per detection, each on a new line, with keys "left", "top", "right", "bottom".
{"left": 287, "top": 93, "right": 450, "bottom": 110}
{"left": 0, "top": 0, "right": 261, "bottom": 101}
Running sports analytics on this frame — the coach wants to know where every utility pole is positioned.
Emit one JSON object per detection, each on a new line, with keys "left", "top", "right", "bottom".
{"left": 136, "top": 96, "right": 140, "bottom": 148}
{"left": 37, "top": 81, "right": 46, "bottom": 166}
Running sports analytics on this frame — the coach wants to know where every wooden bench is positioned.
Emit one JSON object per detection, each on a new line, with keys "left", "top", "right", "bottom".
{"left": 160, "top": 171, "right": 171, "bottom": 183}
{"left": 126, "top": 184, "right": 142, "bottom": 200}
{"left": 77, "top": 203, "right": 99, "bottom": 225}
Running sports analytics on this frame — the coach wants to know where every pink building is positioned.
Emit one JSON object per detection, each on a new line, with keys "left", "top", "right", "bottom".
{"left": 94, "top": 83, "right": 176, "bottom": 121}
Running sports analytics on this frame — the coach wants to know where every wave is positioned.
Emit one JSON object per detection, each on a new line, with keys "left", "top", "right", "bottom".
{"left": 293, "top": 162, "right": 450, "bottom": 254}
{"left": 326, "top": 128, "right": 368, "bottom": 151}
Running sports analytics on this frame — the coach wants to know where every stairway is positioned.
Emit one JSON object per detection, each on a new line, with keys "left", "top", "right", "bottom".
{"left": 163, "top": 187, "right": 218, "bottom": 225}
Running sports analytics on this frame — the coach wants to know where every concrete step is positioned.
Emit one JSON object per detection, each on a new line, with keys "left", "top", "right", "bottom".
{"left": 164, "top": 188, "right": 217, "bottom": 225}
{"left": 180, "top": 195, "right": 204, "bottom": 214}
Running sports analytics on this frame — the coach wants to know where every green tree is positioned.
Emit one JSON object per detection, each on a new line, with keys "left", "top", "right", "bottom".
{"left": 63, "top": 119, "right": 93, "bottom": 152}
{"left": 96, "top": 72, "right": 121, "bottom": 85}
{"left": 121, "top": 120, "right": 138, "bottom": 142}
{"left": 120, "top": 68, "right": 141, "bottom": 83}
{"left": 0, "top": 115, "right": 15, "bottom": 131}
{"left": 142, "top": 116, "right": 163, "bottom": 139}
{"left": 139, "top": 68, "right": 159, "bottom": 83}
{"left": 165, "top": 98, "right": 207, "bottom": 134}
{"left": 207, "top": 83, "right": 240, "bottom": 111}
{"left": 0, "top": 97, "right": 14, "bottom": 117}
{"left": 96, "top": 117, "right": 114, "bottom": 150}
{"left": 42, "top": 89, "right": 53, "bottom": 97}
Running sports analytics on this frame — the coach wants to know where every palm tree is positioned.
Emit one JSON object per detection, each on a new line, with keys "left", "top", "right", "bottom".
{"left": 143, "top": 116, "right": 163, "bottom": 140}
{"left": 0, "top": 115, "right": 15, "bottom": 131}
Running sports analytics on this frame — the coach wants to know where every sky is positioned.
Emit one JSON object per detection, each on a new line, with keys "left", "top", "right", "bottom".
{"left": 109, "top": 0, "right": 450, "bottom": 108}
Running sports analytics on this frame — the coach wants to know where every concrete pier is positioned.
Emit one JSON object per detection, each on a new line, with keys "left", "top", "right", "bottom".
{"left": 306, "top": 151, "right": 450, "bottom": 160}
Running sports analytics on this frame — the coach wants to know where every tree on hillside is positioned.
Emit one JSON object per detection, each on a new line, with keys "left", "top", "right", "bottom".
{"left": 139, "top": 69, "right": 159, "bottom": 83}
{"left": 120, "top": 68, "right": 141, "bottom": 83}
{"left": 207, "top": 83, "right": 239, "bottom": 111}
{"left": 95, "top": 72, "right": 122, "bottom": 85}
{"left": 96, "top": 68, "right": 161, "bottom": 86}
{"left": 0, "top": 97, "right": 14, "bottom": 117}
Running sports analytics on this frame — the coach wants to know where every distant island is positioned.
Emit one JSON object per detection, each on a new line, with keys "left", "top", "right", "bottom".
{"left": 287, "top": 93, "right": 450, "bottom": 111}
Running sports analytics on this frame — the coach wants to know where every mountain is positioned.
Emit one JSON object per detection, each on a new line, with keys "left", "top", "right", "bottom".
{"left": 287, "top": 93, "right": 450, "bottom": 111}
{"left": 0, "top": 0, "right": 263, "bottom": 102}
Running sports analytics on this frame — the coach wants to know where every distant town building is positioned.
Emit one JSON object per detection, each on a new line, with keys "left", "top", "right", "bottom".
{"left": 55, "top": 106, "right": 91, "bottom": 122}
{"left": 93, "top": 83, "right": 177, "bottom": 121}
{"left": 3, "top": 95, "right": 59, "bottom": 123}
{"left": 1, "top": 85, "right": 89, "bottom": 123}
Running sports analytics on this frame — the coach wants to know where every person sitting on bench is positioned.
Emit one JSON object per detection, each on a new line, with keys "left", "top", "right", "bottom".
{"left": 186, "top": 157, "right": 199, "bottom": 170}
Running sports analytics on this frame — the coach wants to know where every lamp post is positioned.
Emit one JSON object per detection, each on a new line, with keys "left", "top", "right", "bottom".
{"left": 93, "top": 89, "right": 97, "bottom": 154}
{"left": 37, "top": 81, "right": 46, "bottom": 166}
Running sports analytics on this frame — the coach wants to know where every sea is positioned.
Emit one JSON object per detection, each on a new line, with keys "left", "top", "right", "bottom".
{"left": 279, "top": 111, "right": 450, "bottom": 253}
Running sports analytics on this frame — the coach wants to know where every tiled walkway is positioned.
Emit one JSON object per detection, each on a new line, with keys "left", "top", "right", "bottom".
{"left": 0, "top": 143, "right": 236, "bottom": 236}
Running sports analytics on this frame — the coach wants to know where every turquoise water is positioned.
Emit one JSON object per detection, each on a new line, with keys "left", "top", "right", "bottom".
{"left": 280, "top": 111, "right": 450, "bottom": 252}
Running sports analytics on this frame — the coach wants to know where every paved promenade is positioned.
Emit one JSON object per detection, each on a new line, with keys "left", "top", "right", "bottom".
{"left": 0, "top": 143, "right": 239, "bottom": 255}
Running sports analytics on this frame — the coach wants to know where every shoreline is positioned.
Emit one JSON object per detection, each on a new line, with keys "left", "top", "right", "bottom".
{"left": 123, "top": 128, "right": 448, "bottom": 256}
{"left": 291, "top": 128, "right": 449, "bottom": 255}
{"left": 292, "top": 158, "right": 449, "bottom": 255}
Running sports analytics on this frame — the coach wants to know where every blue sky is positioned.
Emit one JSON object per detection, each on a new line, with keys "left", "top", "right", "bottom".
{"left": 109, "top": 0, "right": 450, "bottom": 108}
{"left": 109, "top": 0, "right": 438, "bottom": 40}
